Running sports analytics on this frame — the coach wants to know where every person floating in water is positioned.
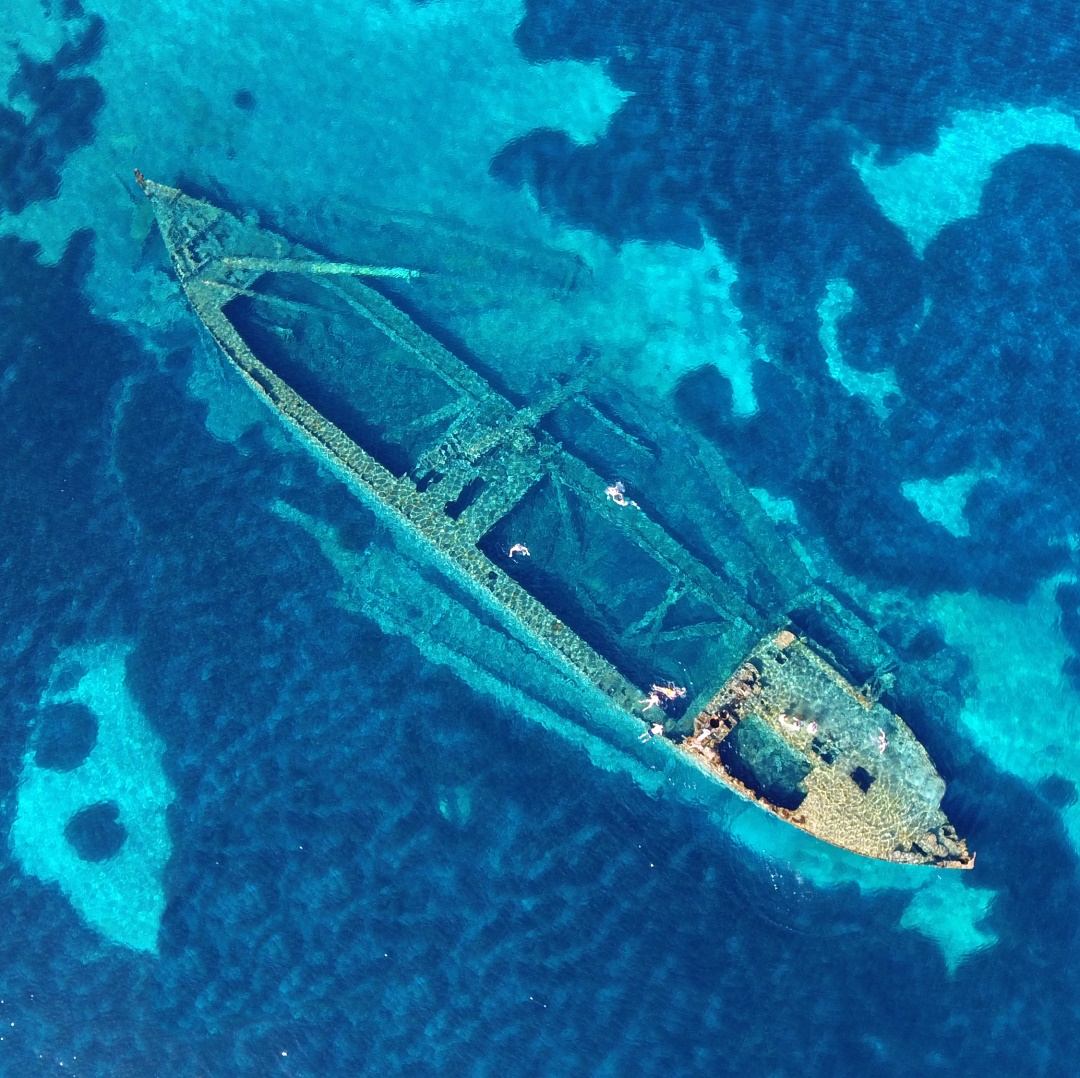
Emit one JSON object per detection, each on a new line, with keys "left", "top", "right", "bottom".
{"left": 508, "top": 543, "right": 530, "bottom": 559}
{"left": 604, "top": 480, "right": 638, "bottom": 508}
{"left": 652, "top": 682, "right": 686, "bottom": 703}
{"left": 638, "top": 722, "right": 665, "bottom": 742}
{"left": 877, "top": 727, "right": 889, "bottom": 755}
{"left": 640, "top": 682, "right": 687, "bottom": 711}
{"left": 779, "top": 713, "right": 819, "bottom": 736}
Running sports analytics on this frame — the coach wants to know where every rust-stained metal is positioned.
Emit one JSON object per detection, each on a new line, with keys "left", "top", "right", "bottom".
{"left": 685, "top": 630, "right": 971, "bottom": 866}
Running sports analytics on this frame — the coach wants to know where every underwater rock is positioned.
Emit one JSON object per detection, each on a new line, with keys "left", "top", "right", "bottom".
{"left": 1037, "top": 774, "right": 1078, "bottom": 811}
{"left": 64, "top": 801, "right": 126, "bottom": 862}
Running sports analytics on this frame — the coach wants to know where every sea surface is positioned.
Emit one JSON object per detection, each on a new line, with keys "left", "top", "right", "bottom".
{"left": 1, "top": 0, "right": 1079, "bottom": 1074}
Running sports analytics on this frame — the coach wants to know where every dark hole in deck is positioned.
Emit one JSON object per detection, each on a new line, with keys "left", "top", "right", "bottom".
{"left": 444, "top": 477, "right": 485, "bottom": 519}
{"left": 415, "top": 470, "right": 443, "bottom": 493}
{"left": 717, "top": 714, "right": 810, "bottom": 811}
{"left": 851, "top": 766, "right": 876, "bottom": 793}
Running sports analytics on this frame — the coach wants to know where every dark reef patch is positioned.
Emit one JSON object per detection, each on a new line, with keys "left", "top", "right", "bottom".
{"left": 64, "top": 801, "right": 126, "bottom": 862}
{"left": 34, "top": 700, "right": 97, "bottom": 771}
{"left": 0, "top": 12, "right": 104, "bottom": 214}
{"left": 1038, "top": 774, "right": 1079, "bottom": 811}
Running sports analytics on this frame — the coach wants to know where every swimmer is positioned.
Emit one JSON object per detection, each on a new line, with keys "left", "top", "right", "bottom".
{"left": 877, "top": 728, "right": 889, "bottom": 755}
{"left": 694, "top": 717, "right": 722, "bottom": 744}
{"left": 605, "top": 480, "right": 629, "bottom": 506}
{"left": 604, "top": 480, "right": 638, "bottom": 508}
{"left": 807, "top": 721, "right": 819, "bottom": 735}
{"left": 779, "top": 712, "right": 802, "bottom": 731}
{"left": 650, "top": 682, "right": 687, "bottom": 702}
{"left": 640, "top": 691, "right": 664, "bottom": 711}
{"left": 638, "top": 722, "right": 665, "bottom": 742}
{"left": 508, "top": 543, "right": 531, "bottom": 559}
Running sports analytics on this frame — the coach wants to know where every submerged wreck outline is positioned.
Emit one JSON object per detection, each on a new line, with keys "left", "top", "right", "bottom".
{"left": 136, "top": 172, "right": 972, "bottom": 869}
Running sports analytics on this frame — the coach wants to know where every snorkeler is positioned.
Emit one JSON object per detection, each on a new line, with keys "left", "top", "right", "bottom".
{"left": 604, "top": 480, "right": 638, "bottom": 508}
{"left": 640, "top": 682, "right": 686, "bottom": 712}
{"left": 650, "top": 682, "right": 686, "bottom": 702}
{"left": 508, "top": 543, "right": 530, "bottom": 559}
{"left": 694, "top": 716, "right": 722, "bottom": 744}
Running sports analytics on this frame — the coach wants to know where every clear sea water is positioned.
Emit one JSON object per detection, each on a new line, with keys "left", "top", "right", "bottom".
{"left": 2, "top": 0, "right": 1080, "bottom": 1074}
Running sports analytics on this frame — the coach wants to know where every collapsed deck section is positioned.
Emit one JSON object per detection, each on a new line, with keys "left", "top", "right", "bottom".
{"left": 138, "top": 173, "right": 972, "bottom": 867}
{"left": 682, "top": 630, "right": 972, "bottom": 867}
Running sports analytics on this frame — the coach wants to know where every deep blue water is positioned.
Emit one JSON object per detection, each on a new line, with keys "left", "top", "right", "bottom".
{"left": 3, "top": 0, "right": 1080, "bottom": 1074}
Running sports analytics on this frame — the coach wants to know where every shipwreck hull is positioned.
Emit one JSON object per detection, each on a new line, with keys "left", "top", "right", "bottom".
{"left": 137, "top": 172, "right": 972, "bottom": 868}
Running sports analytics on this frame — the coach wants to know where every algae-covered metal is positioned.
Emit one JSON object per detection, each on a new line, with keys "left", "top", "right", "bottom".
{"left": 136, "top": 172, "right": 972, "bottom": 868}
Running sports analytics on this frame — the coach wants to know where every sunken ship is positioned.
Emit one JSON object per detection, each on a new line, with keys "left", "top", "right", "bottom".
{"left": 136, "top": 172, "right": 972, "bottom": 869}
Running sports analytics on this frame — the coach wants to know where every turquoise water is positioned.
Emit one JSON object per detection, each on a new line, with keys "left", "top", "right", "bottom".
{"left": 1, "top": 0, "right": 1080, "bottom": 1073}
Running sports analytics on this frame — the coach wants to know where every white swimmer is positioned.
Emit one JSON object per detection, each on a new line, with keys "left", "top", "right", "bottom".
{"left": 605, "top": 480, "right": 629, "bottom": 506}
{"left": 508, "top": 543, "right": 531, "bottom": 559}
{"left": 604, "top": 480, "right": 638, "bottom": 508}
{"left": 877, "top": 727, "right": 889, "bottom": 755}
{"left": 650, "top": 682, "right": 687, "bottom": 702}
{"left": 694, "top": 720, "right": 721, "bottom": 744}
{"left": 779, "top": 712, "right": 802, "bottom": 731}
